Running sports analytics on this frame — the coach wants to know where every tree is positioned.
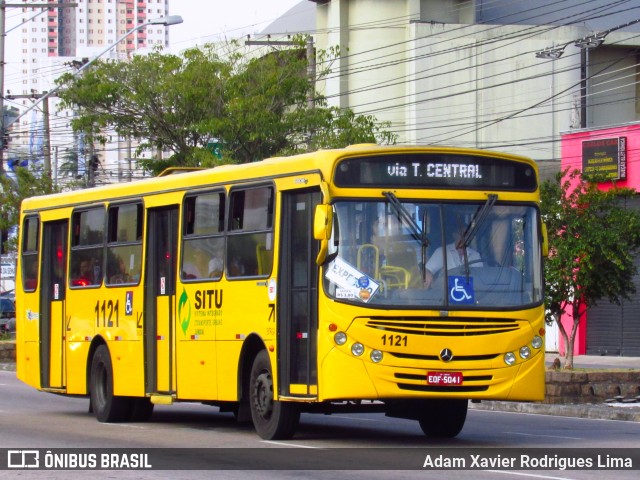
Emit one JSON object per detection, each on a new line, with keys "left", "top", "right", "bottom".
{"left": 540, "top": 169, "right": 640, "bottom": 368}
{"left": 56, "top": 39, "right": 396, "bottom": 175}
{"left": 58, "top": 150, "right": 80, "bottom": 179}
{"left": 0, "top": 167, "right": 57, "bottom": 252}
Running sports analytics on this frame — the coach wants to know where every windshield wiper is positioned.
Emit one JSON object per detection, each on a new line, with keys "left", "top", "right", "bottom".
{"left": 459, "top": 194, "right": 497, "bottom": 278}
{"left": 382, "top": 191, "right": 430, "bottom": 280}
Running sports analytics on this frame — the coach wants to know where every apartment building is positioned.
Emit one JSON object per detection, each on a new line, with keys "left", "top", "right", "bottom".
{"left": 7, "top": 0, "right": 170, "bottom": 185}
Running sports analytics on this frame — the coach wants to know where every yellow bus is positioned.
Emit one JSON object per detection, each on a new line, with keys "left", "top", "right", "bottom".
{"left": 16, "top": 145, "right": 547, "bottom": 440}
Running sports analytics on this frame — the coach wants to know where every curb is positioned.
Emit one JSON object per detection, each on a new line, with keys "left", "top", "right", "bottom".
{"left": 0, "top": 362, "right": 16, "bottom": 371}
{"left": 470, "top": 400, "right": 640, "bottom": 422}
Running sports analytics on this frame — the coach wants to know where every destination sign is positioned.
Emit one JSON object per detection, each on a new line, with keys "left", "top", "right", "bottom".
{"left": 334, "top": 153, "right": 537, "bottom": 191}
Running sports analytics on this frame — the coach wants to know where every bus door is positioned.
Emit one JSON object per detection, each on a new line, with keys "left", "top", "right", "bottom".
{"left": 39, "top": 220, "right": 68, "bottom": 389}
{"left": 277, "top": 189, "right": 321, "bottom": 398}
{"left": 144, "top": 206, "right": 178, "bottom": 395}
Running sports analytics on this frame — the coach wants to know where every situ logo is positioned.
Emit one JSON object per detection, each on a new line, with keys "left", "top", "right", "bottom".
{"left": 178, "top": 288, "right": 191, "bottom": 336}
{"left": 8, "top": 450, "right": 39, "bottom": 468}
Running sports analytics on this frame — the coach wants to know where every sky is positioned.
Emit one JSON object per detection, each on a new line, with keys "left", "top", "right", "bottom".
{"left": 167, "top": 0, "right": 305, "bottom": 48}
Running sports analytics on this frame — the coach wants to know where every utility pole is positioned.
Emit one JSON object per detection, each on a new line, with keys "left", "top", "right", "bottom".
{"left": 6, "top": 92, "right": 54, "bottom": 177}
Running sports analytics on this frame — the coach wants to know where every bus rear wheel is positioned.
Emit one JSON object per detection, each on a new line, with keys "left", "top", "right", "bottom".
{"left": 249, "top": 350, "right": 300, "bottom": 440}
{"left": 417, "top": 399, "right": 468, "bottom": 438}
{"left": 89, "top": 345, "right": 131, "bottom": 422}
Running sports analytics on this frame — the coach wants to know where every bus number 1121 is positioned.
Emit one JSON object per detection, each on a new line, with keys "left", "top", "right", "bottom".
{"left": 95, "top": 300, "right": 119, "bottom": 328}
{"left": 381, "top": 334, "right": 407, "bottom": 347}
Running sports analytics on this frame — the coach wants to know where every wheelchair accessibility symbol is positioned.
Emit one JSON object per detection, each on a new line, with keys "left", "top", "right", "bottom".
{"left": 448, "top": 276, "right": 474, "bottom": 304}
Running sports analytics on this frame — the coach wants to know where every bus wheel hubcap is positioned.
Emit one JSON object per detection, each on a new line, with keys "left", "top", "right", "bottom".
{"left": 254, "top": 372, "right": 273, "bottom": 418}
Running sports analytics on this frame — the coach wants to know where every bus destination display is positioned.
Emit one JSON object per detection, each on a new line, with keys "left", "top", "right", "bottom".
{"left": 334, "top": 153, "right": 537, "bottom": 191}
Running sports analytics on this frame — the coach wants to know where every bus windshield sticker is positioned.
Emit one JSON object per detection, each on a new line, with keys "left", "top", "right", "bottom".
{"left": 326, "top": 256, "right": 380, "bottom": 303}
{"left": 448, "top": 276, "right": 475, "bottom": 305}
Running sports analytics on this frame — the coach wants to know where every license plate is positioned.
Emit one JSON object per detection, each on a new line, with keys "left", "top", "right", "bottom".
{"left": 427, "top": 371, "right": 463, "bottom": 385}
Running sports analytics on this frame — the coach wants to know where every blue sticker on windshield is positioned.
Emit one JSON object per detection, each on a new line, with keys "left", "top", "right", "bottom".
{"left": 448, "top": 276, "right": 474, "bottom": 304}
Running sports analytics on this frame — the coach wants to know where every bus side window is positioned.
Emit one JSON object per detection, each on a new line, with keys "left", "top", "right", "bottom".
{"left": 106, "top": 203, "right": 142, "bottom": 286}
{"left": 70, "top": 207, "right": 105, "bottom": 288}
{"left": 21, "top": 216, "right": 40, "bottom": 291}
{"left": 227, "top": 186, "right": 273, "bottom": 278}
{"left": 181, "top": 191, "right": 225, "bottom": 281}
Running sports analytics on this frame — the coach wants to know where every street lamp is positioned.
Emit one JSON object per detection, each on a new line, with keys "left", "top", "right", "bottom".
{"left": 574, "top": 32, "right": 607, "bottom": 50}
{"left": 6, "top": 15, "right": 184, "bottom": 132}
{"left": 536, "top": 17, "right": 640, "bottom": 58}
{"left": 535, "top": 42, "right": 572, "bottom": 59}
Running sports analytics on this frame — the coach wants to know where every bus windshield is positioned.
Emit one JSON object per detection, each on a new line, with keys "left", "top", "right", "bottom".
{"left": 323, "top": 200, "right": 543, "bottom": 309}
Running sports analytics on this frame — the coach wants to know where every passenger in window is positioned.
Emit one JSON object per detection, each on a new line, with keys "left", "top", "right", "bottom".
{"left": 109, "top": 257, "right": 130, "bottom": 284}
{"left": 183, "top": 245, "right": 216, "bottom": 279}
{"left": 208, "top": 245, "right": 224, "bottom": 278}
{"left": 74, "top": 257, "right": 98, "bottom": 286}
{"left": 423, "top": 229, "right": 482, "bottom": 288}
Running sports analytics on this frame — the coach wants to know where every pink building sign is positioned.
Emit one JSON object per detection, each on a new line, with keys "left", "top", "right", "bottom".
{"left": 559, "top": 122, "right": 640, "bottom": 354}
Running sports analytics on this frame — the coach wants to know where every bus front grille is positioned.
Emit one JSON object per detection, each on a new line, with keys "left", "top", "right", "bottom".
{"left": 365, "top": 316, "right": 519, "bottom": 336}
{"left": 388, "top": 352, "right": 499, "bottom": 361}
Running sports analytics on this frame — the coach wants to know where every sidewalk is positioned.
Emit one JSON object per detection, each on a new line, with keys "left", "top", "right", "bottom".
{"left": 545, "top": 352, "right": 640, "bottom": 370}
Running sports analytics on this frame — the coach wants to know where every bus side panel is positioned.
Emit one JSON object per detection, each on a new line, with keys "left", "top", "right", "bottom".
{"left": 48, "top": 301, "right": 65, "bottom": 388}
{"left": 215, "top": 341, "right": 241, "bottom": 401}
{"left": 65, "top": 341, "right": 90, "bottom": 395}
{"left": 215, "top": 282, "right": 271, "bottom": 402}
{"left": 175, "top": 283, "right": 218, "bottom": 400}
{"left": 176, "top": 340, "right": 218, "bottom": 400}
{"left": 108, "top": 286, "right": 148, "bottom": 397}
{"left": 20, "top": 341, "right": 41, "bottom": 389}
{"left": 108, "top": 339, "right": 146, "bottom": 397}
{"left": 16, "top": 292, "right": 42, "bottom": 388}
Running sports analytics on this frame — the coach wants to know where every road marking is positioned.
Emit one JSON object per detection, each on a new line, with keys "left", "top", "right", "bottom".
{"left": 488, "top": 470, "right": 576, "bottom": 480}
{"left": 262, "top": 440, "right": 320, "bottom": 449}
{"left": 504, "top": 432, "right": 582, "bottom": 440}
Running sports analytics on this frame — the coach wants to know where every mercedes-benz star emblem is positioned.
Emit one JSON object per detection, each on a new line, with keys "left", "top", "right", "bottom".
{"left": 439, "top": 348, "right": 454, "bottom": 362}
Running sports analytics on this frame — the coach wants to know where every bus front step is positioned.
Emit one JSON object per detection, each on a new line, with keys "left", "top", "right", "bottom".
{"left": 150, "top": 395, "right": 174, "bottom": 405}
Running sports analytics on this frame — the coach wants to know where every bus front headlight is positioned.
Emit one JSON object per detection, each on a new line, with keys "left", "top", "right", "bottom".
{"left": 504, "top": 352, "right": 516, "bottom": 366}
{"left": 370, "top": 349, "right": 383, "bottom": 363}
{"left": 351, "top": 342, "right": 365, "bottom": 356}
{"left": 531, "top": 335, "right": 543, "bottom": 349}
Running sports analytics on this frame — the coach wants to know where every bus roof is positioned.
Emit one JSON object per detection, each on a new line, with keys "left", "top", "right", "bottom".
{"left": 21, "top": 145, "right": 537, "bottom": 212}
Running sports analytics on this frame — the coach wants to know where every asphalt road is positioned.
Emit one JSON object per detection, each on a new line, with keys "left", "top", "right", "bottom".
{"left": 1, "top": 369, "right": 639, "bottom": 479}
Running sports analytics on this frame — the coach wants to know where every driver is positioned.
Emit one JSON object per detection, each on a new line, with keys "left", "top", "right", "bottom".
{"left": 423, "top": 229, "right": 482, "bottom": 288}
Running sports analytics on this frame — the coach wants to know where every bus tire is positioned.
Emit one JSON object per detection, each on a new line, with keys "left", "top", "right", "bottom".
{"left": 417, "top": 399, "right": 468, "bottom": 438}
{"left": 89, "top": 345, "right": 131, "bottom": 423}
{"left": 249, "top": 350, "right": 300, "bottom": 440}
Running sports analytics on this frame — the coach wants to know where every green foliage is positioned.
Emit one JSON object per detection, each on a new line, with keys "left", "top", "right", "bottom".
{"left": 541, "top": 169, "right": 640, "bottom": 368}
{"left": 56, "top": 39, "right": 397, "bottom": 175}
{"left": 0, "top": 168, "right": 58, "bottom": 253}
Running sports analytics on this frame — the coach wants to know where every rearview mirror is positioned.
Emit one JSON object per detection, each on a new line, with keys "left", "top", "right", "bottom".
{"left": 541, "top": 223, "right": 549, "bottom": 257}
{"left": 314, "top": 204, "right": 333, "bottom": 240}
{"left": 314, "top": 204, "right": 333, "bottom": 265}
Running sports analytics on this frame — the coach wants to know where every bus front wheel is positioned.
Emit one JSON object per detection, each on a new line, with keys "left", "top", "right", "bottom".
{"left": 417, "top": 399, "right": 468, "bottom": 438}
{"left": 249, "top": 350, "right": 300, "bottom": 440}
{"left": 89, "top": 345, "right": 131, "bottom": 422}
